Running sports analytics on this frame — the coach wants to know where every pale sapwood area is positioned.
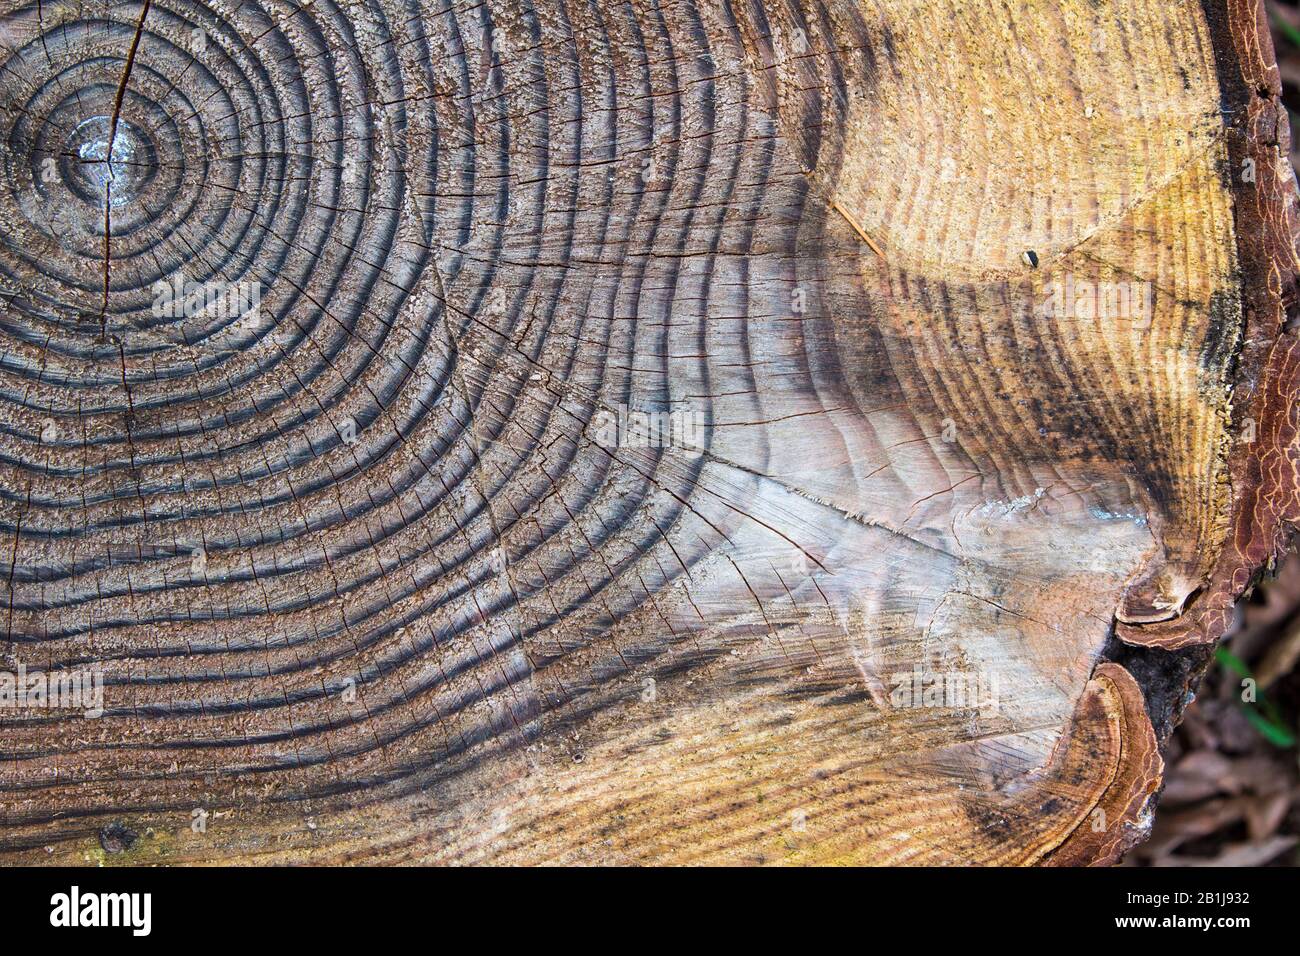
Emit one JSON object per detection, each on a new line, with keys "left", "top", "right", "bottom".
{"left": 0, "top": 0, "right": 1297, "bottom": 865}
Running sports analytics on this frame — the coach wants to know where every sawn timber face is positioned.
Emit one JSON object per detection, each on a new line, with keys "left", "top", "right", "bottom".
{"left": 0, "top": 0, "right": 1291, "bottom": 865}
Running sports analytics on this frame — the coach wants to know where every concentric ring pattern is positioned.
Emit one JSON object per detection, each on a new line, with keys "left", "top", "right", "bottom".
{"left": 0, "top": 0, "right": 892, "bottom": 860}
{"left": 0, "top": 0, "right": 1243, "bottom": 864}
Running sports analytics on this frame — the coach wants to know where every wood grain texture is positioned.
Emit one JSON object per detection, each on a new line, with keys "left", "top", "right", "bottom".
{"left": 0, "top": 0, "right": 1295, "bottom": 865}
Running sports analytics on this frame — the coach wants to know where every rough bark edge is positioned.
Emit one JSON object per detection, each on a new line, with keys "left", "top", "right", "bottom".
{"left": 1116, "top": 0, "right": 1300, "bottom": 656}
{"left": 1040, "top": 664, "right": 1164, "bottom": 866}
{"left": 1046, "top": 0, "right": 1300, "bottom": 865}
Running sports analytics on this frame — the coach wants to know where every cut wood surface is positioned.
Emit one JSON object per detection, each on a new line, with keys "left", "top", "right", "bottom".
{"left": 0, "top": 0, "right": 1297, "bottom": 865}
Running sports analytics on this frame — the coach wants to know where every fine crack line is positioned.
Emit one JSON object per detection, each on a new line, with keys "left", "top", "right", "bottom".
{"left": 99, "top": 0, "right": 152, "bottom": 338}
